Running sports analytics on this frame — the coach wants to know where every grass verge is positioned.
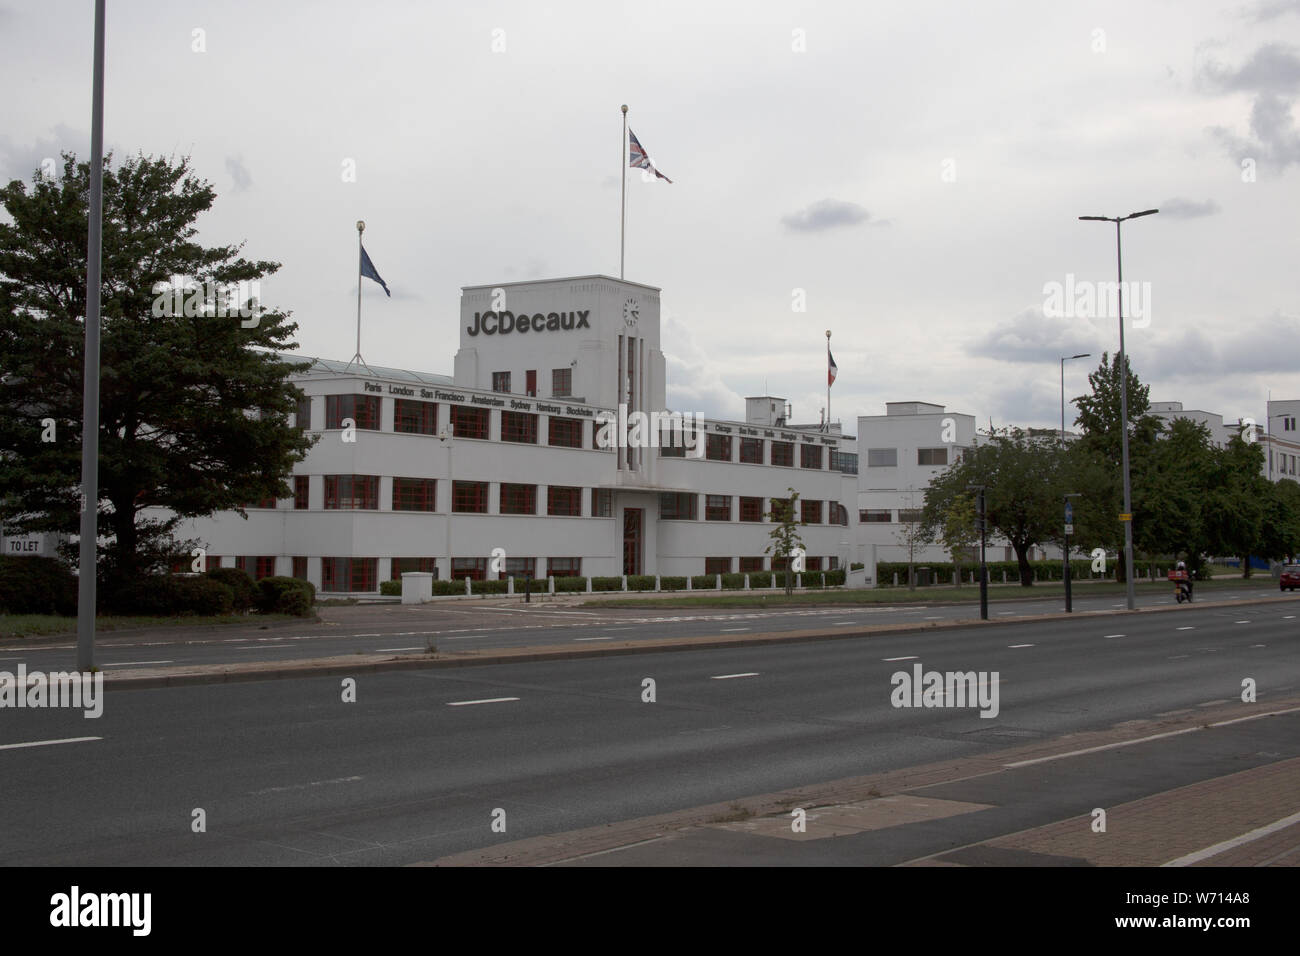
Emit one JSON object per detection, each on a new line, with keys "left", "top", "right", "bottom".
{"left": 0, "top": 612, "right": 303, "bottom": 640}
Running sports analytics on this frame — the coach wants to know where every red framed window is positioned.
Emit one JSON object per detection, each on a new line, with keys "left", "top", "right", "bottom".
{"left": 205, "top": 555, "right": 222, "bottom": 571}
{"left": 547, "top": 557, "right": 581, "bottom": 577}
{"left": 292, "top": 556, "right": 308, "bottom": 580}
{"left": 800, "top": 444, "right": 823, "bottom": 469}
{"left": 804, "top": 557, "right": 823, "bottom": 572}
{"left": 659, "top": 492, "right": 697, "bottom": 519}
{"left": 525, "top": 369, "right": 537, "bottom": 396}
{"left": 452, "top": 558, "right": 487, "bottom": 581}
{"left": 505, "top": 557, "right": 536, "bottom": 578}
{"left": 706, "top": 434, "right": 732, "bottom": 461}
{"left": 739, "top": 557, "right": 764, "bottom": 573}
{"left": 394, "top": 399, "right": 437, "bottom": 435}
{"left": 500, "top": 483, "right": 537, "bottom": 515}
{"left": 591, "top": 488, "right": 612, "bottom": 517}
{"left": 547, "top": 485, "right": 583, "bottom": 517}
{"left": 770, "top": 442, "right": 794, "bottom": 466}
{"left": 244, "top": 495, "right": 276, "bottom": 509}
{"left": 705, "top": 557, "right": 731, "bottom": 575}
{"left": 739, "top": 496, "right": 764, "bottom": 522}
{"left": 324, "top": 475, "right": 379, "bottom": 510}
{"left": 322, "top": 557, "right": 377, "bottom": 592}
{"left": 801, "top": 499, "right": 822, "bottom": 524}
{"left": 393, "top": 477, "right": 437, "bottom": 512}
{"left": 548, "top": 416, "right": 583, "bottom": 448}
{"left": 391, "top": 557, "right": 438, "bottom": 580}
{"left": 452, "top": 481, "right": 488, "bottom": 513}
{"left": 449, "top": 405, "right": 489, "bottom": 440}
{"left": 492, "top": 372, "right": 511, "bottom": 393}
{"left": 705, "top": 495, "right": 731, "bottom": 521}
{"left": 236, "top": 556, "right": 276, "bottom": 580}
{"left": 659, "top": 438, "right": 686, "bottom": 458}
{"left": 502, "top": 411, "right": 538, "bottom": 444}
{"left": 294, "top": 475, "right": 309, "bottom": 509}
{"left": 325, "top": 394, "right": 380, "bottom": 430}
{"left": 739, "top": 438, "right": 763, "bottom": 463}
{"left": 552, "top": 368, "right": 571, "bottom": 397}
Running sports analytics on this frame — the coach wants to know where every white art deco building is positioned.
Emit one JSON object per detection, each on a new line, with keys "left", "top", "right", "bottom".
{"left": 169, "top": 275, "right": 860, "bottom": 593}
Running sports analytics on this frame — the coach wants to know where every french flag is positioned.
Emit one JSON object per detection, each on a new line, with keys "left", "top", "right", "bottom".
{"left": 828, "top": 350, "right": 838, "bottom": 387}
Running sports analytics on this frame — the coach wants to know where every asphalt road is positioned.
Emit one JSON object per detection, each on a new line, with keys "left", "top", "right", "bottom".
{"left": 6, "top": 585, "right": 1296, "bottom": 670}
{"left": 0, "top": 598, "right": 1295, "bottom": 865}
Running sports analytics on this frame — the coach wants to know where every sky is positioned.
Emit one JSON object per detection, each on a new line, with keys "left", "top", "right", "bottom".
{"left": 2, "top": 0, "right": 1298, "bottom": 435}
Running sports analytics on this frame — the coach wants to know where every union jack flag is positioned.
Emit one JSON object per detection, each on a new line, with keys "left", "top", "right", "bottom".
{"left": 628, "top": 129, "right": 673, "bottom": 183}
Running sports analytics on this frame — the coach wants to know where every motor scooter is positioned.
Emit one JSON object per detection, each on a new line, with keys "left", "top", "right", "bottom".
{"left": 1169, "top": 569, "right": 1192, "bottom": 603}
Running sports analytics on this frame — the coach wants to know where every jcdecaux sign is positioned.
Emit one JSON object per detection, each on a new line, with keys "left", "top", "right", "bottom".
{"left": 467, "top": 310, "right": 591, "bottom": 336}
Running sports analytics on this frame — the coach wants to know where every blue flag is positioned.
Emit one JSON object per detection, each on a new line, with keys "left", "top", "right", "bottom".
{"left": 360, "top": 244, "right": 391, "bottom": 297}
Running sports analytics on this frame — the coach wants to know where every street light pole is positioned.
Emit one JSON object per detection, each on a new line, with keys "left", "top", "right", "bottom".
{"left": 1060, "top": 353, "right": 1091, "bottom": 444}
{"left": 1079, "top": 209, "right": 1158, "bottom": 611}
{"left": 440, "top": 423, "right": 454, "bottom": 584}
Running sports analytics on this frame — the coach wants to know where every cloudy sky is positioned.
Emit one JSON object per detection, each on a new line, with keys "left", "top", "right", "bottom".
{"left": 3, "top": 0, "right": 1298, "bottom": 433}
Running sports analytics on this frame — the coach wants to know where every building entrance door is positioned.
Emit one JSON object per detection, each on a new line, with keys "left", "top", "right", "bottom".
{"left": 623, "top": 508, "right": 643, "bottom": 576}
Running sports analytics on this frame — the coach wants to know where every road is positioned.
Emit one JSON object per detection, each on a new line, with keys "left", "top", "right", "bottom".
{"left": 0, "top": 597, "right": 1295, "bottom": 865}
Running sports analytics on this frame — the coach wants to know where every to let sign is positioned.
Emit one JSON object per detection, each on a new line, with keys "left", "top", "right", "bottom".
{"left": 3, "top": 535, "right": 43, "bottom": 556}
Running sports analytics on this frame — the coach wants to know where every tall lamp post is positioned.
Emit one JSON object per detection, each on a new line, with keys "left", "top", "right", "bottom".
{"left": 1079, "top": 208, "right": 1158, "bottom": 611}
{"left": 439, "top": 423, "right": 454, "bottom": 584}
{"left": 1060, "top": 353, "right": 1091, "bottom": 444}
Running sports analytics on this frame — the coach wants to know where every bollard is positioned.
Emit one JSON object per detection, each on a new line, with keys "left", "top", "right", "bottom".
{"left": 716, "top": 574, "right": 722, "bottom": 591}
{"left": 655, "top": 575, "right": 661, "bottom": 592}
{"left": 465, "top": 576, "right": 471, "bottom": 595}
{"left": 744, "top": 574, "right": 750, "bottom": 590}
{"left": 524, "top": 573, "right": 531, "bottom": 603}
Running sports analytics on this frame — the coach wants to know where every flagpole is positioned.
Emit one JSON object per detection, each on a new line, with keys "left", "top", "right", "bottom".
{"left": 351, "top": 220, "right": 364, "bottom": 368}
{"left": 620, "top": 104, "right": 628, "bottom": 280}
{"left": 825, "top": 329, "right": 831, "bottom": 431}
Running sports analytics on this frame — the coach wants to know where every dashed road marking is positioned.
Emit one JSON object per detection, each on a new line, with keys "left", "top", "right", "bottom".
{"left": 710, "top": 672, "right": 760, "bottom": 680}
{"left": 1103, "top": 634, "right": 1125, "bottom": 639}
{"left": 0, "top": 736, "right": 101, "bottom": 752}
{"left": 882, "top": 656, "right": 918, "bottom": 662}
{"left": 101, "top": 660, "right": 173, "bottom": 666}
{"left": 1007, "top": 644, "right": 1034, "bottom": 648}
{"left": 447, "top": 697, "right": 520, "bottom": 706}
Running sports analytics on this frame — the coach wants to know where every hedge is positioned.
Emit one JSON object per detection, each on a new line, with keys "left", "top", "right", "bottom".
{"left": 255, "top": 576, "right": 316, "bottom": 616}
{"left": 874, "top": 559, "right": 1167, "bottom": 586}
{"left": 103, "top": 575, "right": 235, "bottom": 616}
{"left": 0, "top": 555, "right": 78, "bottom": 616}
{"left": 206, "top": 567, "right": 258, "bottom": 613}
{"left": 367, "top": 569, "right": 849, "bottom": 597}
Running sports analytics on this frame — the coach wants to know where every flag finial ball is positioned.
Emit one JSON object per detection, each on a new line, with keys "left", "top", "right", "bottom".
{"left": 825, "top": 329, "right": 831, "bottom": 337}
{"left": 356, "top": 220, "right": 365, "bottom": 232}
{"left": 621, "top": 104, "right": 628, "bottom": 113}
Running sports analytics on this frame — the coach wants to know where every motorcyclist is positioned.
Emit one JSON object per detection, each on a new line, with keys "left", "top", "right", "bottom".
{"left": 1175, "top": 560, "right": 1192, "bottom": 601}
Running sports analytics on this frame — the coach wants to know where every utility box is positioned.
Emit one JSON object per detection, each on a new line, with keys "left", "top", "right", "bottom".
{"left": 401, "top": 572, "right": 434, "bottom": 604}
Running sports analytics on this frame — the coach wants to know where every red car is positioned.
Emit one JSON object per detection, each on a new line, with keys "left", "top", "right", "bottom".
{"left": 1282, "top": 565, "right": 1300, "bottom": 592}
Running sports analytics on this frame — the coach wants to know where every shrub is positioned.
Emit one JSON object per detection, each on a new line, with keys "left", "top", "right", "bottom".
{"left": 206, "top": 567, "right": 258, "bottom": 612}
{"left": 256, "top": 576, "right": 316, "bottom": 616}
{"left": 659, "top": 576, "right": 687, "bottom": 591}
{"left": 552, "top": 576, "right": 587, "bottom": 592}
{"left": 103, "top": 575, "right": 234, "bottom": 616}
{"left": 379, "top": 580, "right": 401, "bottom": 596}
{"left": 0, "top": 555, "right": 78, "bottom": 616}
{"left": 591, "top": 576, "right": 623, "bottom": 591}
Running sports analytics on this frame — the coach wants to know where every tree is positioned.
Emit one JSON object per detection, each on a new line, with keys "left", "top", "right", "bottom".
{"left": 939, "top": 492, "right": 978, "bottom": 566}
{"left": 922, "top": 428, "right": 1066, "bottom": 586}
{"left": 1130, "top": 417, "right": 1212, "bottom": 571}
{"left": 1203, "top": 435, "right": 1268, "bottom": 576}
{"left": 894, "top": 487, "right": 931, "bottom": 589}
{"left": 765, "top": 488, "right": 804, "bottom": 595}
{"left": 1258, "top": 479, "right": 1300, "bottom": 564}
{"left": 0, "top": 153, "right": 316, "bottom": 594}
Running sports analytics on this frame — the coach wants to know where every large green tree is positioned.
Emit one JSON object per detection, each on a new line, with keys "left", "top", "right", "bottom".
{"left": 0, "top": 153, "right": 315, "bottom": 592}
{"left": 922, "top": 428, "right": 1067, "bottom": 586}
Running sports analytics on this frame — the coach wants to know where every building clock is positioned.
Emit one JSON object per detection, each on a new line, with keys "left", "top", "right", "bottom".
{"left": 623, "top": 297, "right": 639, "bottom": 328}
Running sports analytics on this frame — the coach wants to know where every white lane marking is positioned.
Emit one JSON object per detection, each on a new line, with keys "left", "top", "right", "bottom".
{"left": 574, "top": 637, "right": 611, "bottom": 642}
{"left": 447, "top": 697, "right": 520, "bottom": 706}
{"left": 1163, "top": 810, "right": 1300, "bottom": 867}
{"left": 710, "top": 672, "right": 760, "bottom": 680}
{"left": 1197, "top": 699, "right": 1231, "bottom": 707}
{"left": 235, "top": 644, "right": 295, "bottom": 650}
{"left": 375, "top": 647, "right": 422, "bottom": 652}
{"left": 830, "top": 621, "right": 857, "bottom": 626}
{"left": 1176, "top": 626, "right": 1195, "bottom": 630}
{"left": 720, "top": 627, "right": 750, "bottom": 632}
{"left": 101, "top": 660, "right": 173, "bottom": 666}
{"left": 923, "top": 616, "right": 943, "bottom": 620}
{"left": 605, "top": 627, "right": 634, "bottom": 631}
{"left": 0, "top": 736, "right": 101, "bottom": 752}
{"left": 1235, "top": 621, "right": 1251, "bottom": 624}
{"left": 997, "top": 611, "right": 1016, "bottom": 616}
{"left": 1103, "top": 634, "right": 1125, "bottom": 639}
{"left": 355, "top": 633, "right": 382, "bottom": 638}
{"left": 1168, "top": 654, "right": 1191, "bottom": 659}
{"left": 1111, "top": 603, "right": 1125, "bottom": 607}
{"left": 1285, "top": 615, "right": 1296, "bottom": 620}
{"left": 250, "top": 775, "right": 363, "bottom": 795}
{"left": 1007, "top": 644, "right": 1034, "bottom": 648}
{"left": 882, "top": 656, "right": 919, "bottom": 662}
{"left": 1252, "top": 644, "right": 1267, "bottom": 648}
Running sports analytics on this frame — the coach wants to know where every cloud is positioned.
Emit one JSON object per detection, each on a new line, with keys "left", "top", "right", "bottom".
{"left": 968, "top": 307, "right": 1105, "bottom": 364}
{"left": 1157, "top": 197, "right": 1221, "bottom": 218}
{"left": 502, "top": 256, "right": 548, "bottom": 280}
{"left": 1201, "top": 44, "right": 1300, "bottom": 170}
{"left": 1243, "top": 0, "right": 1300, "bottom": 22}
{"left": 225, "top": 156, "right": 252, "bottom": 192}
{"left": 0, "top": 124, "right": 88, "bottom": 184}
{"left": 780, "top": 198, "right": 878, "bottom": 233}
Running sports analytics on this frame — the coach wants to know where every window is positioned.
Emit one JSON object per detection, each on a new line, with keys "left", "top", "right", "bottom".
{"left": 525, "top": 370, "right": 537, "bottom": 397}
{"left": 918, "top": 447, "right": 949, "bottom": 466}
{"left": 325, "top": 394, "right": 379, "bottom": 430}
{"left": 292, "top": 556, "right": 308, "bottom": 580}
{"left": 801, "top": 499, "right": 822, "bottom": 524}
{"left": 705, "top": 495, "right": 732, "bottom": 521}
{"left": 804, "top": 557, "right": 823, "bottom": 572}
{"left": 391, "top": 557, "right": 437, "bottom": 580}
{"left": 322, "top": 557, "right": 377, "bottom": 592}
{"left": 835, "top": 503, "right": 849, "bottom": 526}
{"left": 547, "top": 557, "right": 582, "bottom": 578}
{"left": 295, "top": 395, "right": 312, "bottom": 432}
{"left": 394, "top": 399, "right": 437, "bottom": 435}
{"left": 548, "top": 416, "right": 583, "bottom": 448}
{"left": 861, "top": 509, "right": 892, "bottom": 523}
{"left": 659, "top": 492, "right": 697, "bottom": 520}
{"left": 592, "top": 488, "right": 612, "bottom": 517}
{"left": 547, "top": 485, "right": 583, "bottom": 516}
{"left": 452, "top": 558, "right": 487, "bottom": 581}
{"left": 505, "top": 557, "right": 536, "bottom": 578}
{"left": 800, "top": 444, "right": 823, "bottom": 469}
{"left": 739, "top": 438, "right": 763, "bottom": 463}
{"left": 830, "top": 450, "right": 858, "bottom": 475}
{"left": 552, "top": 368, "right": 572, "bottom": 397}
{"left": 453, "top": 481, "right": 489, "bottom": 513}
{"left": 706, "top": 434, "right": 732, "bottom": 461}
{"left": 392, "top": 477, "right": 437, "bottom": 512}
{"left": 502, "top": 411, "right": 538, "bottom": 444}
{"left": 740, "top": 496, "right": 764, "bottom": 522}
{"left": 593, "top": 420, "right": 614, "bottom": 451}
{"left": 244, "top": 495, "right": 276, "bottom": 509}
{"left": 492, "top": 371, "right": 511, "bottom": 393}
{"left": 660, "top": 436, "right": 686, "bottom": 457}
{"left": 705, "top": 557, "right": 731, "bottom": 575}
{"left": 449, "top": 405, "right": 489, "bottom": 440}
{"left": 500, "top": 483, "right": 537, "bottom": 515}
{"left": 867, "top": 448, "right": 898, "bottom": 468}
{"left": 294, "top": 475, "right": 309, "bottom": 509}
{"left": 770, "top": 441, "right": 794, "bottom": 466}
{"left": 205, "top": 555, "right": 222, "bottom": 571}
{"left": 739, "top": 557, "right": 764, "bottom": 573}
{"left": 898, "top": 509, "right": 923, "bottom": 523}
{"left": 324, "top": 475, "right": 379, "bottom": 510}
